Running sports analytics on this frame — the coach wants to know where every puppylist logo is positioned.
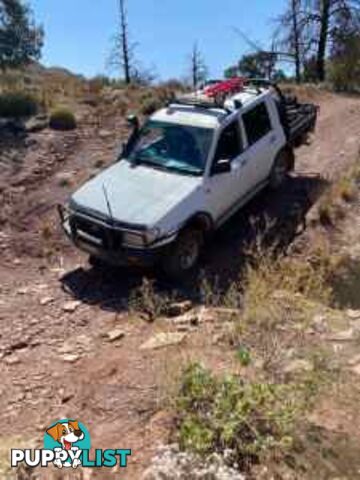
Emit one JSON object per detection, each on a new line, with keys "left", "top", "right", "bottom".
{"left": 11, "top": 419, "right": 131, "bottom": 470}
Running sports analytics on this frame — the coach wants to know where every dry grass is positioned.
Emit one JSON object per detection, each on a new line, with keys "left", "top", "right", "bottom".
{"left": 129, "top": 277, "right": 173, "bottom": 321}
{"left": 240, "top": 243, "right": 333, "bottom": 330}
{"left": 280, "top": 83, "right": 332, "bottom": 103}
{"left": 318, "top": 158, "right": 360, "bottom": 226}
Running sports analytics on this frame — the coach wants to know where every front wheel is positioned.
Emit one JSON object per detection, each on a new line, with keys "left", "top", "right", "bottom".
{"left": 162, "top": 228, "right": 203, "bottom": 278}
{"left": 269, "top": 150, "right": 290, "bottom": 190}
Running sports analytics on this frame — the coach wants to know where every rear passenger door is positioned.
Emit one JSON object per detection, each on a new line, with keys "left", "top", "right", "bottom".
{"left": 241, "top": 101, "right": 277, "bottom": 183}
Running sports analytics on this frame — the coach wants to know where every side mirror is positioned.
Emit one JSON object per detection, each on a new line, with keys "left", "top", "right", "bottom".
{"left": 212, "top": 158, "right": 231, "bottom": 175}
{"left": 126, "top": 114, "right": 139, "bottom": 132}
{"left": 121, "top": 116, "right": 140, "bottom": 160}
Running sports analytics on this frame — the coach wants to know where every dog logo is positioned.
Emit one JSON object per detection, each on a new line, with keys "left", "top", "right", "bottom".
{"left": 44, "top": 419, "right": 90, "bottom": 469}
{"left": 12, "top": 419, "right": 131, "bottom": 470}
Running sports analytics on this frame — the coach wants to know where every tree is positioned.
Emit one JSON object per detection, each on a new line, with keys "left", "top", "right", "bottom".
{"left": 306, "top": 0, "right": 360, "bottom": 82}
{"left": 272, "top": 69, "right": 288, "bottom": 82}
{"left": 238, "top": 52, "right": 276, "bottom": 79}
{"left": 189, "top": 42, "right": 208, "bottom": 89}
{"left": 109, "top": 0, "right": 136, "bottom": 84}
{"left": 328, "top": 13, "right": 360, "bottom": 90}
{"left": 0, "top": 0, "right": 43, "bottom": 71}
{"left": 275, "top": 0, "right": 360, "bottom": 82}
{"left": 303, "top": 55, "right": 318, "bottom": 81}
{"left": 224, "top": 65, "right": 239, "bottom": 78}
{"left": 274, "top": 0, "right": 312, "bottom": 83}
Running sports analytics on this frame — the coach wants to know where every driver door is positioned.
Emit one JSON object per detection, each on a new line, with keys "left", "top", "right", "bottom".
{"left": 205, "top": 118, "right": 254, "bottom": 224}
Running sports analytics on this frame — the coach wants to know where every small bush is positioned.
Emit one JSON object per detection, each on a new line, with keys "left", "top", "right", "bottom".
{"left": 140, "top": 97, "right": 162, "bottom": 116}
{"left": 177, "top": 364, "right": 299, "bottom": 467}
{"left": 0, "top": 92, "right": 38, "bottom": 118}
{"left": 336, "top": 176, "right": 357, "bottom": 203}
{"left": 49, "top": 108, "right": 77, "bottom": 131}
{"left": 317, "top": 161, "right": 359, "bottom": 226}
{"left": 129, "top": 277, "right": 171, "bottom": 321}
{"left": 318, "top": 198, "right": 336, "bottom": 226}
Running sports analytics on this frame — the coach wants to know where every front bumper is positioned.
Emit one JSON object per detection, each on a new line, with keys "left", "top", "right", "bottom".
{"left": 58, "top": 205, "right": 167, "bottom": 267}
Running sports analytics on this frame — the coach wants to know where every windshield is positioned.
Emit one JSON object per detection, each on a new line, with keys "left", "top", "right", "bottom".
{"left": 127, "top": 120, "right": 214, "bottom": 175}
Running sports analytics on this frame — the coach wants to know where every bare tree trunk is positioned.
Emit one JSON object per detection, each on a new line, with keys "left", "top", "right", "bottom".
{"left": 317, "top": 0, "right": 331, "bottom": 82}
{"left": 119, "top": 0, "right": 131, "bottom": 84}
{"left": 190, "top": 42, "right": 208, "bottom": 89}
{"left": 192, "top": 43, "right": 199, "bottom": 89}
{"left": 291, "top": 0, "right": 302, "bottom": 83}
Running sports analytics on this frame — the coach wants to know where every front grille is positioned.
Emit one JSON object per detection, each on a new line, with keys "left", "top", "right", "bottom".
{"left": 70, "top": 215, "right": 123, "bottom": 250}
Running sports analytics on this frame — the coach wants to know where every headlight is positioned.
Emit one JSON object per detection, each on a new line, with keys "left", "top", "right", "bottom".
{"left": 122, "top": 232, "right": 145, "bottom": 247}
{"left": 144, "top": 227, "right": 161, "bottom": 244}
{"left": 123, "top": 228, "right": 161, "bottom": 247}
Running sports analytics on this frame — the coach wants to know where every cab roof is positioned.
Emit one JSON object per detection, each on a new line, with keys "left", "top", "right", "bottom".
{"left": 150, "top": 87, "right": 274, "bottom": 129}
{"left": 151, "top": 104, "right": 226, "bottom": 129}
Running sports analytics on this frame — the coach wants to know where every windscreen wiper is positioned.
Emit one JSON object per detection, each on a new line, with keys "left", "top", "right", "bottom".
{"left": 134, "top": 157, "right": 169, "bottom": 172}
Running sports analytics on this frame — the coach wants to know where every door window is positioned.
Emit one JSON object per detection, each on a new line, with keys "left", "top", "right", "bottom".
{"left": 243, "top": 102, "right": 272, "bottom": 147}
{"left": 214, "top": 120, "right": 242, "bottom": 162}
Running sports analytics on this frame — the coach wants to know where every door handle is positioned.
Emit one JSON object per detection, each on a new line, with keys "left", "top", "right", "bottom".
{"left": 241, "top": 158, "right": 249, "bottom": 167}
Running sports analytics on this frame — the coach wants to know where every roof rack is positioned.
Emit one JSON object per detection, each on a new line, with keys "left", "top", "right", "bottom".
{"left": 169, "top": 78, "right": 279, "bottom": 113}
{"left": 170, "top": 94, "right": 229, "bottom": 111}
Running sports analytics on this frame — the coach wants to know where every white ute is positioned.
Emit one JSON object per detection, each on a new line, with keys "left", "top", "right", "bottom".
{"left": 59, "top": 79, "right": 318, "bottom": 277}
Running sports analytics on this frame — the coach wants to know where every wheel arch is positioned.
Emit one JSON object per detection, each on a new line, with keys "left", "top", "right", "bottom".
{"left": 274, "top": 145, "right": 295, "bottom": 172}
{"left": 181, "top": 211, "right": 214, "bottom": 236}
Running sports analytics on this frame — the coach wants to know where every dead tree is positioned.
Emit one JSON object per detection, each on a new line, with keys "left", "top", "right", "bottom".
{"left": 274, "top": 0, "right": 314, "bottom": 83}
{"left": 316, "top": 0, "right": 332, "bottom": 81}
{"left": 190, "top": 43, "right": 208, "bottom": 89}
{"left": 109, "top": 0, "right": 136, "bottom": 84}
{"left": 291, "top": 0, "right": 302, "bottom": 82}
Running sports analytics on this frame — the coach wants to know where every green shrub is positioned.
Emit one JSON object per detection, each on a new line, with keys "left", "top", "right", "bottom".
{"left": 0, "top": 92, "right": 38, "bottom": 118}
{"left": 177, "top": 364, "right": 299, "bottom": 466}
{"left": 49, "top": 108, "right": 77, "bottom": 131}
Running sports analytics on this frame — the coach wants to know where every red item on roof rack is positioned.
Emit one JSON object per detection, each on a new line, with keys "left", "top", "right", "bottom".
{"left": 204, "top": 77, "right": 246, "bottom": 99}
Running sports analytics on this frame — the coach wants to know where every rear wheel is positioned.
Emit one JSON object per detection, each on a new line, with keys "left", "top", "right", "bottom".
{"left": 89, "top": 255, "right": 106, "bottom": 269}
{"left": 269, "top": 150, "right": 290, "bottom": 190}
{"left": 162, "top": 228, "right": 203, "bottom": 278}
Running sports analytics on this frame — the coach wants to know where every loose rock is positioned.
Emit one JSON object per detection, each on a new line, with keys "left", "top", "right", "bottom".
{"left": 140, "top": 332, "right": 187, "bottom": 351}
{"left": 62, "top": 300, "right": 81, "bottom": 313}
{"left": 106, "top": 328, "right": 126, "bottom": 342}
{"left": 348, "top": 354, "right": 360, "bottom": 367}
{"left": 4, "top": 355, "right": 21, "bottom": 366}
{"left": 284, "top": 359, "right": 313, "bottom": 375}
{"left": 98, "top": 129, "right": 112, "bottom": 139}
{"left": 347, "top": 309, "right": 360, "bottom": 320}
{"left": 25, "top": 115, "right": 48, "bottom": 133}
{"left": 327, "top": 329, "right": 356, "bottom": 342}
{"left": 142, "top": 445, "right": 245, "bottom": 480}
{"left": 40, "top": 297, "right": 55, "bottom": 306}
{"left": 63, "top": 354, "right": 80, "bottom": 363}
{"left": 166, "top": 301, "right": 193, "bottom": 318}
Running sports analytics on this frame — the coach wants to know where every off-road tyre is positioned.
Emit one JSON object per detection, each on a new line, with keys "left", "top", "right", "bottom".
{"left": 269, "top": 150, "right": 290, "bottom": 190}
{"left": 162, "top": 228, "right": 203, "bottom": 279}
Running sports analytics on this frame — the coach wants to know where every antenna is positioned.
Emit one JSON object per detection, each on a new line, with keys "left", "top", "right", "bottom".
{"left": 102, "top": 184, "right": 114, "bottom": 225}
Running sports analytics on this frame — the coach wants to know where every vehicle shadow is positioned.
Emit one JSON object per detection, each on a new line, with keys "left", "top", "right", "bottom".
{"left": 60, "top": 173, "right": 328, "bottom": 312}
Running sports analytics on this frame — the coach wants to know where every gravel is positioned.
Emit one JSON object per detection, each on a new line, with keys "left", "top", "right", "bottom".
{"left": 142, "top": 445, "right": 246, "bottom": 480}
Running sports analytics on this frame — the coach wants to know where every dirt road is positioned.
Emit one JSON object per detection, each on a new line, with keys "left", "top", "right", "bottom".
{"left": 1, "top": 91, "right": 360, "bottom": 478}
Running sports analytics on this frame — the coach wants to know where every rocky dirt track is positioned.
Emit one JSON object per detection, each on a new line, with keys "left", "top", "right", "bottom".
{"left": 1, "top": 90, "right": 360, "bottom": 478}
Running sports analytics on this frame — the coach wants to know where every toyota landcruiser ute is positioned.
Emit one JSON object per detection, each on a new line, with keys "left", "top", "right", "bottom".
{"left": 59, "top": 79, "right": 318, "bottom": 277}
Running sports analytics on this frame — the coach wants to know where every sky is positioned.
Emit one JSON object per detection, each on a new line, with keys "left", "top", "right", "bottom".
{"left": 29, "top": 0, "right": 288, "bottom": 81}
